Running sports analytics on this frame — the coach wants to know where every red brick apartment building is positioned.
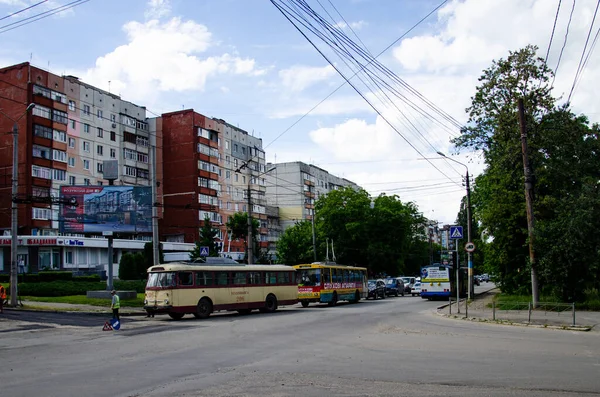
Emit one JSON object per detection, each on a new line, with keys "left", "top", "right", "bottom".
{"left": 158, "top": 109, "right": 270, "bottom": 260}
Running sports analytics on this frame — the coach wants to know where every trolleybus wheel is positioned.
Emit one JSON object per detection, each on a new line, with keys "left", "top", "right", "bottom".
{"left": 351, "top": 290, "right": 360, "bottom": 303}
{"left": 328, "top": 291, "right": 338, "bottom": 306}
{"left": 194, "top": 298, "right": 212, "bottom": 319}
{"left": 301, "top": 301, "right": 309, "bottom": 308}
{"left": 168, "top": 312, "right": 184, "bottom": 320}
{"left": 260, "top": 294, "right": 278, "bottom": 313}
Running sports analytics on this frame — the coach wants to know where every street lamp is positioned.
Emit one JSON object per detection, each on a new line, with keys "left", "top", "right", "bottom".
{"left": 0, "top": 103, "right": 35, "bottom": 307}
{"left": 437, "top": 151, "right": 474, "bottom": 300}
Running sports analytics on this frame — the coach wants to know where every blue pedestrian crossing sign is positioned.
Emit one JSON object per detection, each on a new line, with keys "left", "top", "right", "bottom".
{"left": 199, "top": 246, "right": 209, "bottom": 256}
{"left": 449, "top": 226, "right": 463, "bottom": 239}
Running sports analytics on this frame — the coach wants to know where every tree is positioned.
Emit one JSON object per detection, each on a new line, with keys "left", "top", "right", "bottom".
{"left": 226, "top": 212, "right": 259, "bottom": 263}
{"left": 190, "top": 216, "right": 220, "bottom": 260}
{"left": 453, "top": 45, "right": 600, "bottom": 300}
{"left": 118, "top": 253, "right": 138, "bottom": 280}
{"left": 276, "top": 220, "right": 315, "bottom": 265}
{"left": 142, "top": 242, "right": 164, "bottom": 272}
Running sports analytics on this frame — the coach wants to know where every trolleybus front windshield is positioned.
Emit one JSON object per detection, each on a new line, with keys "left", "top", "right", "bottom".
{"left": 146, "top": 272, "right": 176, "bottom": 288}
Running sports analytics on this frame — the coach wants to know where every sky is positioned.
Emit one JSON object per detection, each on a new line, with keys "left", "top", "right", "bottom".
{"left": 1, "top": 0, "right": 599, "bottom": 226}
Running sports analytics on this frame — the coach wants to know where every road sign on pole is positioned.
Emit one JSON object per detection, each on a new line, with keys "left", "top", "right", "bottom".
{"left": 465, "top": 242, "right": 476, "bottom": 252}
{"left": 199, "top": 246, "right": 209, "bottom": 256}
{"left": 449, "top": 226, "right": 463, "bottom": 239}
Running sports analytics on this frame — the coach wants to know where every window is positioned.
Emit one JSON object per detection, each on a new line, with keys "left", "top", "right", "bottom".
{"left": 83, "top": 124, "right": 90, "bottom": 133}
{"left": 52, "top": 149, "right": 67, "bottom": 162}
{"left": 52, "top": 91, "right": 66, "bottom": 104}
{"left": 33, "top": 124, "right": 53, "bottom": 139}
{"left": 69, "top": 176, "right": 76, "bottom": 185}
{"left": 84, "top": 178, "right": 90, "bottom": 185}
{"left": 65, "top": 250, "right": 74, "bottom": 265}
{"left": 68, "top": 157, "right": 75, "bottom": 167}
{"left": 97, "top": 163, "right": 103, "bottom": 173}
{"left": 248, "top": 272, "right": 262, "bottom": 285}
{"left": 215, "top": 272, "right": 228, "bottom": 285}
{"left": 234, "top": 159, "right": 238, "bottom": 168}
{"left": 235, "top": 174, "right": 239, "bottom": 182}
{"left": 83, "top": 141, "right": 90, "bottom": 152}
{"left": 242, "top": 146, "right": 246, "bottom": 155}
{"left": 177, "top": 272, "right": 193, "bottom": 286}
{"left": 196, "top": 272, "right": 213, "bottom": 286}
{"left": 97, "top": 109, "right": 103, "bottom": 119}
{"left": 97, "top": 128, "right": 103, "bottom": 138}
{"left": 136, "top": 136, "right": 149, "bottom": 147}
{"left": 33, "top": 85, "right": 51, "bottom": 99}
{"left": 32, "top": 165, "right": 52, "bottom": 179}
{"left": 32, "top": 207, "right": 51, "bottom": 220}
{"left": 110, "top": 148, "right": 116, "bottom": 158}
{"left": 83, "top": 104, "right": 90, "bottom": 115}
{"left": 53, "top": 130, "right": 66, "bottom": 143}
{"left": 68, "top": 137, "right": 75, "bottom": 148}
{"left": 278, "top": 272, "right": 291, "bottom": 284}
{"left": 68, "top": 100, "right": 76, "bottom": 111}
{"left": 53, "top": 169, "right": 66, "bottom": 181}
{"left": 123, "top": 148, "right": 136, "bottom": 161}
{"left": 32, "top": 105, "right": 51, "bottom": 119}
{"left": 226, "top": 170, "right": 231, "bottom": 179}
{"left": 83, "top": 159, "right": 90, "bottom": 170}
{"left": 265, "top": 272, "right": 277, "bottom": 284}
{"left": 110, "top": 131, "right": 116, "bottom": 141}
{"left": 233, "top": 272, "right": 247, "bottom": 285}
{"left": 97, "top": 145, "right": 103, "bottom": 156}
{"left": 233, "top": 143, "right": 238, "bottom": 153}
{"left": 33, "top": 145, "right": 50, "bottom": 159}
{"left": 111, "top": 114, "right": 116, "bottom": 122}
{"left": 70, "top": 119, "right": 76, "bottom": 129}
{"left": 225, "top": 140, "right": 230, "bottom": 150}
{"left": 137, "top": 152, "right": 148, "bottom": 163}
{"left": 52, "top": 110, "right": 68, "bottom": 124}
{"left": 124, "top": 165, "right": 136, "bottom": 177}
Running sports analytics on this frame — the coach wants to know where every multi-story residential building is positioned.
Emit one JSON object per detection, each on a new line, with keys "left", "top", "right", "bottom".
{"left": 158, "top": 109, "right": 269, "bottom": 260}
{"left": 265, "top": 205, "right": 282, "bottom": 262}
{"left": 264, "top": 161, "right": 360, "bottom": 230}
{"left": 0, "top": 62, "right": 159, "bottom": 272}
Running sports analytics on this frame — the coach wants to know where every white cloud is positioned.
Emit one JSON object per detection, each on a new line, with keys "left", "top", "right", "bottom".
{"left": 278, "top": 64, "right": 336, "bottom": 92}
{"left": 268, "top": 95, "right": 372, "bottom": 119}
{"left": 335, "top": 20, "right": 368, "bottom": 30}
{"left": 75, "top": 17, "right": 263, "bottom": 103}
{"left": 145, "top": 0, "right": 171, "bottom": 19}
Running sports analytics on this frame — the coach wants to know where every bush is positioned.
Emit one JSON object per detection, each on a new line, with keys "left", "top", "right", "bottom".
{"left": 73, "top": 275, "right": 101, "bottom": 282}
{"left": 18, "top": 281, "right": 106, "bottom": 297}
{"left": 0, "top": 273, "right": 40, "bottom": 283}
{"left": 38, "top": 271, "right": 74, "bottom": 282}
{"left": 118, "top": 253, "right": 139, "bottom": 280}
{"left": 114, "top": 280, "right": 146, "bottom": 293}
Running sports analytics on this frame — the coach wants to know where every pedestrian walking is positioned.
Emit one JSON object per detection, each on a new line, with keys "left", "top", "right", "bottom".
{"left": 110, "top": 290, "right": 120, "bottom": 321}
{"left": 0, "top": 284, "right": 6, "bottom": 313}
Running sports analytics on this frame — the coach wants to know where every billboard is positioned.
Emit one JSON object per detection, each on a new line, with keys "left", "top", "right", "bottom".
{"left": 60, "top": 186, "right": 152, "bottom": 233}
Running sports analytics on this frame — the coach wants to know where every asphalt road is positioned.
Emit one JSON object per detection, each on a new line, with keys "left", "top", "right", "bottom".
{"left": 0, "top": 291, "right": 598, "bottom": 397}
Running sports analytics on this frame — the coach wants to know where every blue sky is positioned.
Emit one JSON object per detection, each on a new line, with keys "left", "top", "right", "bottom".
{"left": 1, "top": 0, "right": 598, "bottom": 225}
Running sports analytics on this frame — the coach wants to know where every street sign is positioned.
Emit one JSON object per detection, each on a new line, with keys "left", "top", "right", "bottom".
{"left": 449, "top": 225, "right": 463, "bottom": 239}
{"left": 199, "top": 246, "right": 209, "bottom": 256}
{"left": 465, "top": 242, "right": 476, "bottom": 252}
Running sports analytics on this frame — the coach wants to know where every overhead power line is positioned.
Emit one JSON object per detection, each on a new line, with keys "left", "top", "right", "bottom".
{"left": 0, "top": 0, "right": 91, "bottom": 35}
{"left": 0, "top": 0, "right": 48, "bottom": 22}
{"left": 552, "top": 0, "right": 576, "bottom": 87}
{"left": 544, "top": 0, "right": 562, "bottom": 63}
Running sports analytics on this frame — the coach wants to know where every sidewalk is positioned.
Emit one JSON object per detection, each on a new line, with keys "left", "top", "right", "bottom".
{"left": 437, "top": 288, "right": 600, "bottom": 332}
{"left": 3, "top": 300, "right": 148, "bottom": 317}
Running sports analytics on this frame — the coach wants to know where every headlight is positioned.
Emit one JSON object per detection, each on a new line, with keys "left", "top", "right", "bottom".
{"left": 164, "top": 299, "right": 169, "bottom": 304}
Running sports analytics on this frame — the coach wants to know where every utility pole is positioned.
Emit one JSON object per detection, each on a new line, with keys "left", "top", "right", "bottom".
{"left": 465, "top": 171, "right": 473, "bottom": 300}
{"left": 247, "top": 184, "right": 253, "bottom": 264}
{"left": 309, "top": 184, "right": 316, "bottom": 261}
{"left": 518, "top": 98, "right": 539, "bottom": 307}
{"left": 151, "top": 144, "right": 160, "bottom": 266}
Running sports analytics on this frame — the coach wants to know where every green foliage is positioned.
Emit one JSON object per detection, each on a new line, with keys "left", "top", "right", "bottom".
{"left": 118, "top": 253, "right": 140, "bottom": 280}
{"left": 113, "top": 280, "right": 146, "bottom": 293}
{"left": 453, "top": 45, "right": 600, "bottom": 301}
{"left": 18, "top": 281, "right": 106, "bottom": 297}
{"left": 143, "top": 242, "right": 164, "bottom": 267}
{"left": 190, "top": 215, "right": 221, "bottom": 260}
{"left": 38, "top": 271, "right": 73, "bottom": 282}
{"left": 226, "top": 212, "right": 259, "bottom": 263}
{"left": 276, "top": 187, "right": 429, "bottom": 276}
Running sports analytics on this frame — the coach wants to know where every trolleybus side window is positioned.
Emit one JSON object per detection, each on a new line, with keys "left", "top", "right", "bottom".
{"left": 343, "top": 270, "right": 349, "bottom": 283}
{"left": 266, "top": 272, "right": 277, "bottom": 284}
{"left": 233, "top": 272, "right": 247, "bottom": 285}
{"left": 196, "top": 271, "right": 213, "bottom": 286}
{"left": 277, "top": 272, "right": 290, "bottom": 284}
{"left": 322, "top": 268, "right": 331, "bottom": 283}
{"left": 178, "top": 272, "right": 193, "bottom": 286}
{"left": 248, "top": 272, "right": 262, "bottom": 285}
{"left": 216, "top": 272, "right": 229, "bottom": 285}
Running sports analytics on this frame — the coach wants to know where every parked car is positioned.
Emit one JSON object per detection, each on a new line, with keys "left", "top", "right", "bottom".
{"left": 384, "top": 278, "right": 404, "bottom": 297}
{"left": 400, "top": 276, "right": 416, "bottom": 294}
{"left": 473, "top": 276, "right": 480, "bottom": 286}
{"left": 367, "top": 279, "right": 386, "bottom": 300}
{"left": 411, "top": 281, "right": 422, "bottom": 296}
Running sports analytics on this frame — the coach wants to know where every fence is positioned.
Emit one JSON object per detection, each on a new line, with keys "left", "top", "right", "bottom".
{"left": 446, "top": 297, "right": 577, "bottom": 327}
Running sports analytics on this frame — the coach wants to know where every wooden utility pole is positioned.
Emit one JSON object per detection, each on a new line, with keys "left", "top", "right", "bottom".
{"left": 518, "top": 98, "right": 539, "bottom": 307}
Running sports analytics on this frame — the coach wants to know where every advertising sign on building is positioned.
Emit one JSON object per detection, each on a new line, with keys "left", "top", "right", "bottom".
{"left": 60, "top": 186, "right": 152, "bottom": 234}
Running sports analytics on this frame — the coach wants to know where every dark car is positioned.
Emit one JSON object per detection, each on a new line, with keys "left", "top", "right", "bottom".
{"left": 367, "top": 279, "right": 386, "bottom": 300}
{"left": 385, "top": 278, "right": 404, "bottom": 297}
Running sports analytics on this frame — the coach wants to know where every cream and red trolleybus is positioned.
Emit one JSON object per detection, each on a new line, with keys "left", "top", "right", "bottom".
{"left": 144, "top": 258, "right": 298, "bottom": 319}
